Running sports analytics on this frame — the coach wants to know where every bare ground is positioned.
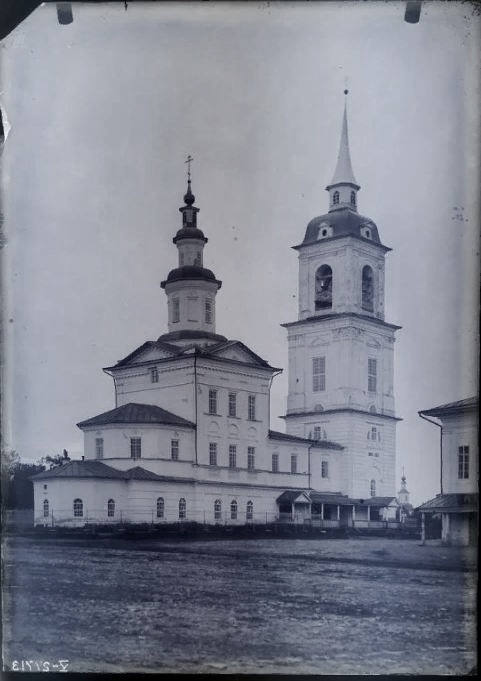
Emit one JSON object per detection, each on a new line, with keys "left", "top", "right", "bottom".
{"left": 2, "top": 535, "right": 477, "bottom": 674}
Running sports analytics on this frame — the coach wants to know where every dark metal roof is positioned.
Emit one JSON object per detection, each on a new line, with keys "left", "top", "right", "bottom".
{"left": 31, "top": 460, "right": 127, "bottom": 481}
{"left": 173, "top": 227, "right": 207, "bottom": 244}
{"left": 419, "top": 396, "right": 478, "bottom": 418}
{"left": 268, "top": 429, "right": 343, "bottom": 450}
{"left": 295, "top": 207, "right": 386, "bottom": 248}
{"left": 310, "top": 492, "right": 355, "bottom": 506}
{"left": 77, "top": 403, "right": 195, "bottom": 429}
{"left": 416, "top": 493, "right": 478, "bottom": 513}
{"left": 276, "top": 490, "right": 310, "bottom": 504}
{"left": 282, "top": 312, "right": 401, "bottom": 332}
{"left": 156, "top": 330, "right": 228, "bottom": 345}
{"left": 161, "top": 265, "right": 221, "bottom": 288}
{"left": 355, "top": 496, "right": 399, "bottom": 507}
{"left": 124, "top": 466, "right": 165, "bottom": 481}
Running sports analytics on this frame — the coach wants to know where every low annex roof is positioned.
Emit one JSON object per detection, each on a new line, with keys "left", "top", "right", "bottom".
{"left": 268, "top": 429, "right": 343, "bottom": 450}
{"left": 310, "top": 492, "right": 355, "bottom": 506}
{"left": 77, "top": 403, "right": 195, "bottom": 429}
{"left": 31, "top": 460, "right": 127, "bottom": 481}
{"left": 276, "top": 490, "right": 311, "bottom": 504}
{"left": 416, "top": 493, "right": 478, "bottom": 513}
{"left": 419, "top": 396, "right": 478, "bottom": 418}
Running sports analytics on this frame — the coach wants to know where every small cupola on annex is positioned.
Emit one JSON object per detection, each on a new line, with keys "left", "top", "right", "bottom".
{"left": 161, "top": 157, "right": 222, "bottom": 340}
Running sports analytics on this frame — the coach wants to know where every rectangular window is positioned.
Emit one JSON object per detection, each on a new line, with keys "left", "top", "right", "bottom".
{"left": 312, "top": 357, "right": 326, "bottom": 392}
{"left": 130, "top": 437, "right": 141, "bottom": 459}
{"left": 321, "top": 460, "right": 329, "bottom": 478}
{"left": 208, "top": 389, "right": 218, "bottom": 415}
{"left": 248, "top": 394, "right": 256, "bottom": 421}
{"left": 209, "top": 442, "right": 218, "bottom": 466}
{"left": 95, "top": 438, "right": 104, "bottom": 459}
{"left": 171, "top": 439, "right": 179, "bottom": 461}
{"left": 150, "top": 367, "right": 159, "bottom": 383}
{"left": 229, "top": 445, "right": 237, "bottom": 469}
{"left": 272, "top": 453, "right": 279, "bottom": 473}
{"left": 291, "top": 454, "right": 297, "bottom": 474}
{"left": 313, "top": 426, "right": 321, "bottom": 441}
{"left": 247, "top": 446, "right": 255, "bottom": 471}
{"left": 458, "top": 446, "right": 469, "bottom": 479}
{"left": 368, "top": 358, "right": 377, "bottom": 393}
{"left": 228, "top": 392, "right": 237, "bottom": 417}
{"left": 172, "top": 298, "right": 180, "bottom": 323}
{"left": 205, "top": 299, "right": 212, "bottom": 324}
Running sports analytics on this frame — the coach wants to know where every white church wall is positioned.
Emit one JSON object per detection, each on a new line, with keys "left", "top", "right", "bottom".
{"left": 440, "top": 411, "right": 478, "bottom": 494}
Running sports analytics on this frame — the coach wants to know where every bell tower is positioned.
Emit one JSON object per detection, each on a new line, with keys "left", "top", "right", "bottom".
{"left": 282, "top": 93, "right": 401, "bottom": 499}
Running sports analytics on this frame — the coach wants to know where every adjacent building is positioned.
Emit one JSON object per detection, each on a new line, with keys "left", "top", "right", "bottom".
{"left": 32, "top": 99, "right": 401, "bottom": 528}
{"left": 417, "top": 397, "right": 478, "bottom": 546}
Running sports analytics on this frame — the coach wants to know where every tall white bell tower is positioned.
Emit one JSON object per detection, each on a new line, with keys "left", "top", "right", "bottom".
{"left": 282, "top": 92, "right": 401, "bottom": 499}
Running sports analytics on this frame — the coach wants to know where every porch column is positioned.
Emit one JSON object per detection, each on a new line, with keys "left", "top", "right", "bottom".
{"left": 321, "top": 503, "right": 324, "bottom": 521}
{"left": 421, "top": 512, "right": 425, "bottom": 545}
{"left": 367, "top": 505, "right": 371, "bottom": 522}
{"left": 352, "top": 505, "right": 356, "bottom": 526}
{"left": 337, "top": 505, "right": 340, "bottom": 521}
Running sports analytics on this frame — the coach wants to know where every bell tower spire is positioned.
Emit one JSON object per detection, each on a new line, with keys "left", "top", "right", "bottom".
{"left": 326, "top": 90, "right": 360, "bottom": 212}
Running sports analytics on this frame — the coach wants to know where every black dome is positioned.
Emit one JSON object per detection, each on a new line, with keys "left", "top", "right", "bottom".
{"left": 161, "top": 265, "right": 221, "bottom": 288}
{"left": 302, "top": 207, "right": 381, "bottom": 245}
{"left": 173, "top": 227, "right": 207, "bottom": 244}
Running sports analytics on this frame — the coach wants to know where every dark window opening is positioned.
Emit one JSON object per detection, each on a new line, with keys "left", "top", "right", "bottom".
{"left": 315, "top": 265, "right": 333, "bottom": 310}
{"left": 362, "top": 265, "right": 374, "bottom": 312}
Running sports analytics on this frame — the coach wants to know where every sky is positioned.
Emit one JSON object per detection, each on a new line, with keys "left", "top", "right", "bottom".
{"left": 1, "top": 1, "right": 479, "bottom": 505}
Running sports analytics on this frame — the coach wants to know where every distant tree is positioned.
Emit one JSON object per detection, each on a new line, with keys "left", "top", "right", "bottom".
{"left": 1, "top": 450, "right": 45, "bottom": 510}
{"left": 42, "top": 449, "right": 71, "bottom": 470}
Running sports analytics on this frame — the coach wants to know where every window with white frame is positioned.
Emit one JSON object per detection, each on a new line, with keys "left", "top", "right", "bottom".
{"left": 205, "top": 299, "right": 213, "bottom": 324}
{"left": 130, "top": 437, "right": 141, "bottom": 459}
{"left": 370, "top": 479, "right": 376, "bottom": 497}
{"left": 458, "top": 446, "right": 469, "bottom": 479}
{"left": 209, "top": 442, "right": 218, "bottom": 466}
{"left": 321, "top": 460, "right": 329, "bottom": 478}
{"left": 43, "top": 499, "right": 49, "bottom": 518}
{"left": 179, "top": 498, "right": 186, "bottom": 519}
{"left": 248, "top": 394, "right": 256, "bottom": 421}
{"left": 208, "top": 389, "right": 218, "bottom": 415}
{"left": 171, "top": 439, "right": 179, "bottom": 461}
{"left": 172, "top": 298, "right": 180, "bottom": 323}
{"left": 214, "top": 499, "right": 222, "bottom": 521}
{"left": 230, "top": 500, "right": 238, "bottom": 520}
{"left": 247, "top": 446, "right": 255, "bottom": 471}
{"left": 107, "top": 499, "right": 115, "bottom": 517}
{"left": 150, "top": 367, "right": 159, "bottom": 383}
{"left": 313, "top": 357, "right": 326, "bottom": 392}
{"left": 333, "top": 190, "right": 340, "bottom": 205}
{"left": 272, "top": 453, "right": 279, "bottom": 472}
{"left": 156, "top": 497, "right": 164, "bottom": 518}
{"left": 291, "top": 454, "right": 297, "bottom": 474}
{"left": 228, "top": 392, "right": 237, "bottom": 417}
{"left": 95, "top": 437, "right": 104, "bottom": 459}
{"left": 368, "top": 358, "right": 377, "bottom": 393}
{"left": 73, "top": 498, "right": 83, "bottom": 517}
{"left": 229, "top": 445, "right": 237, "bottom": 469}
{"left": 313, "top": 426, "right": 321, "bottom": 440}
{"left": 246, "top": 500, "right": 253, "bottom": 521}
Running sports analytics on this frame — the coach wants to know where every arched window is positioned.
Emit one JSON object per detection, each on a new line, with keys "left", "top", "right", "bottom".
{"left": 246, "top": 500, "right": 254, "bottom": 521}
{"left": 43, "top": 499, "right": 49, "bottom": 518}
{"left": 107, "top": 499, "right": 115, "bottom": 517}
{"left": 333, "top": 190, "right": 340, "bottom": 205}
{"left": 230, "top": 500, "right": 238, "bottom": 520}
{"left": 315, "top": 265, "right": 333, "bottom": 310}
{"left": 370, "top": 480, "right": 376, "bottom": 497}
{"left": 179, "top": 498, "right": 186, "bottom": 520}
{"left": 156, "top": 497, "right": 164, "bottom": 519}
{"left": 214, "top": 499, "right": 222, "bottom": 521}
{"left": 73, "top": 498, "right": 83, "bottom": 517}
{"left": 362, "top": 265, "right": 374, "bottom": 311}
{"left": 350, "top": 191, "right": 356, "bottom": 206}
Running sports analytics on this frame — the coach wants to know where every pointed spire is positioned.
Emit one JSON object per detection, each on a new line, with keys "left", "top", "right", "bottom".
{"left": 329, "top": 91, "right": 359, "bottom": 188}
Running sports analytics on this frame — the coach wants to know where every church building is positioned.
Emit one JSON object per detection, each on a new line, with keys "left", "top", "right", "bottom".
{"left": 32, "top": 98, "right": 401, "bottom": 528}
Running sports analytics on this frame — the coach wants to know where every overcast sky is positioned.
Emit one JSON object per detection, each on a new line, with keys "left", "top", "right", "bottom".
{"left": 1, "top": 1, "right": 479, "bottom": 505}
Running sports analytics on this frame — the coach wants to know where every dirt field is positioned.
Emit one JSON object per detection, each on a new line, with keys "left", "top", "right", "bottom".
{"left": 2, "top": 535, "right": 477, "bottom": 674}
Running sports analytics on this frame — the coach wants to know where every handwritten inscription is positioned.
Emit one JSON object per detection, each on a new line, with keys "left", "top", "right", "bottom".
{"left": 10, "top": 660, "right": 69, "bottom": 672}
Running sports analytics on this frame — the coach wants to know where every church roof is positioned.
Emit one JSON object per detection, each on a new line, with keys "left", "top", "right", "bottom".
{"left": 296, "top": 207, "right": 386, "bottom": 248}
{"left": 161, "top": 265, "right": 221, "bottom": 288}
{"left": 76, "top": 403, "right": 195, "bottom": 429}
{"left": 419, "top": 396, "right": 478, "bottom": 418}
{"left": 31, "top": 460, "right": 127, "bottom": 480}
{"left": 268, "top": 429, "right": 343, "bottom": 450}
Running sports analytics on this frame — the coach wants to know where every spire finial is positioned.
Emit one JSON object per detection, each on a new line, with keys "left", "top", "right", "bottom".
{"left": 329, "top": 94, "right": 358, "bottom": 188}
{"left": 183, "top": 155, "right": 195, "bottom": 206}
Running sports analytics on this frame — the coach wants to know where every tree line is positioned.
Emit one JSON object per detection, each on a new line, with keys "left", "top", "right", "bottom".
{"left": 1, "top": 449, "right": 71, "bottom": 509}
